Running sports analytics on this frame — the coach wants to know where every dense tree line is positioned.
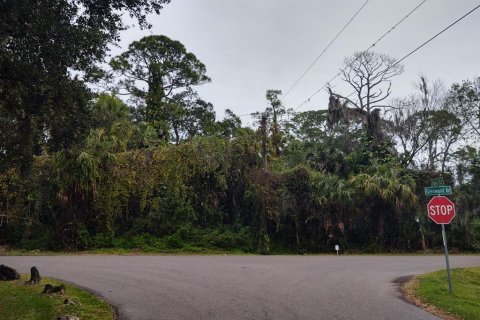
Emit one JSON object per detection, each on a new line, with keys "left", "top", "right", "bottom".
{"left": 0, "top": 2, "right": 479, "bottom": 253}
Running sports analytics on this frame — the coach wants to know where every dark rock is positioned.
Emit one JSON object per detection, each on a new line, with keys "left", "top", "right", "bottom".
{"left": 27, "top": 266, "right": 41, "bottom": 284}
{"left": 0, "top": 264, "right": 20, "bottom": 281}
{"left": 57, "top": 316, "right": 80, "bottom": 320}
{"left": 42, "top": 283, "right": 66, "bottom": 294}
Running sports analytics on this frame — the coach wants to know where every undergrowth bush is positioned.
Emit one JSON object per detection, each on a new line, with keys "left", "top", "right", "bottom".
{"left": 108, "top": 226, "right": 254, "bottom": 252}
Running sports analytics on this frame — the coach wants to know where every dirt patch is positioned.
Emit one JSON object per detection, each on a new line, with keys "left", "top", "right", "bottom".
{"left": 396, "top": 275, "right": 460, "bottom": 320}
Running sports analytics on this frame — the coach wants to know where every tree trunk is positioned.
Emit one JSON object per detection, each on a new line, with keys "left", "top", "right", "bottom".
{"left": 428, "top": 140, "right": 436, "bottom": 170}
{"left": 419, "top": 227, "right": 427, "bottom": 252}
{"left": 295, "top": 215, "right": 300, "bottom": 252}
{"left": 377, "top": 211, "right": 385, "bottom": 240}
{"left": 261, "top": 116, "right": 268, "bottom": 172}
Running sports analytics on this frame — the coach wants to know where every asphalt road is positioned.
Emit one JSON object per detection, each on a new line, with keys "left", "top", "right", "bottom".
{"left": 2, "top": 255, "right": 480, "bottom": 320}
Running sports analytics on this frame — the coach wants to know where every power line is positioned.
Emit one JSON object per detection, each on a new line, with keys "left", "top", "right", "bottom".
{"left": 244, "top": 1, "right": 480, "bottom": 118}
{"left": 342, "top": 0, "right": 429, "bottom": 100}
{"left": 393, "top": 3, "right": 480, "bottom": 68}
{"left": 282, "top": 0, "right": 371, "bottom": 99}
{"left": 237, "top": 113, "right": 254, "bottom": 118}
{"left": 294, "top": 0, "right": 429, "bottom": 111}
{"left": 365, "top": 0, "right": 428, "bottom": 52}
{"left": 345, "top": 2, "right": 480, "bottom": 102}
{"left": 294, "top": 72, "right": 342, "bottom": 111}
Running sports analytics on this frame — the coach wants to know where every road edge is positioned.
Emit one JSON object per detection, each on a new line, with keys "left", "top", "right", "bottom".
{"left": 394, "top": 275, "right": 459, "bottom": 320}
{"left": 49, "top": 277, "right": 121, "bottom": 320}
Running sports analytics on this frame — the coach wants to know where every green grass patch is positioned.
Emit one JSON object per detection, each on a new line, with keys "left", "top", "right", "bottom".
{"left": 0, "top": 275, "right": 114, "bottom": 320}
{"left": 414, "top": 267, "right": 480, "bottom": 320}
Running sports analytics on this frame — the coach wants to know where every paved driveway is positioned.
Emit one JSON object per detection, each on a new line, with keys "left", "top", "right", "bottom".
{"left": 2, "top": 255, "right": 479, "bottom": 320}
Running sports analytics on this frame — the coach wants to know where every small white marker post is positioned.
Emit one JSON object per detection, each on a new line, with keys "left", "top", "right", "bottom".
{"left": 335, "top": 245, "right": 340, "bottom": 255}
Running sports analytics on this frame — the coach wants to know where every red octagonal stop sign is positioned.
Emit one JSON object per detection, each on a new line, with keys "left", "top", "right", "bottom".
{"left": 427, "top": 196, "right": 456, "bottom": 224}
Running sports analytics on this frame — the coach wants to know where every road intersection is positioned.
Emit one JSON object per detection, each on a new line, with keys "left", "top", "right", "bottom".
{"left": 2, "top": 255, "right": 479, "bottom": 320}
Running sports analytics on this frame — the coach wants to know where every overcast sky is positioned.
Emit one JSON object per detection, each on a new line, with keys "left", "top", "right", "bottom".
{"left": 113, "top": 0, "right": 480, "bottom": 125}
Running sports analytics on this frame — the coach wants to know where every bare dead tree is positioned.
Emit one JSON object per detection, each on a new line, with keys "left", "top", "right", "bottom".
{"left": 328, "top": 51, "right": 403, "bottom": 141}
{"left": 337, "top": 51, "right": 404, "bottom": 112}
{"left": 415, "top": 76, "right": 465, "bottom": 171}
{"left": 415, "top": 76, "right": 446, "bottom": 111}
{"left": 387, "top": 76, "right": 446, "bottom": 168}
{"left": 387, "top": 76, "right": 465, "bottom": 171}
{"left": 387, "top": 97, "right": 436, "bottom": 167}
{"left": 416, "top": 76, "right": 446, "bottom": 170}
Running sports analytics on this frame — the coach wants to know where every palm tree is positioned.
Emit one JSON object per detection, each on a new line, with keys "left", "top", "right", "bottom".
{"left": 310, "top": 172, "right": 352, "bottom": 248}
{"left": 54, "top": 128, "right": 118, "bottom": 250}
{"left": 349, "top": 163, "right": 417, "bottom": 248}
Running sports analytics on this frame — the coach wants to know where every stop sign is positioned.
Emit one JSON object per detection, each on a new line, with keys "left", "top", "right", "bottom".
{"left": 427, "top": 196, "right": 456, "bottom": 224}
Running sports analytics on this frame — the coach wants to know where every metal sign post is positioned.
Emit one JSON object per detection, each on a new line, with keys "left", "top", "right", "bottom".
{"left": 425, "top": 178, "right": 455, "bottom": 296}
{"left": 441, "top": 224, "right": 453, "bottom": 295}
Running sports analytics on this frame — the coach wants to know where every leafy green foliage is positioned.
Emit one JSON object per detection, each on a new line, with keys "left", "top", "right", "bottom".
{"left": 0, "top": 1, "right": 478, "bottom": 253}
{"left": 2, "top": 130, "right": 478, "bottom": 253}
{"left": 110, "top": 35, "right": 211, "bottom": 142}
{"left": 0, "top": 0, "right": 170, "bottom": 172}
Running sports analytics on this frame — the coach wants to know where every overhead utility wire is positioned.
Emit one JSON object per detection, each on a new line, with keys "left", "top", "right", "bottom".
{"left": 343, "top": 0, "right": 429, "bottom": 99}
{"left": 239, "top": 0, "right": 372, "bottom": 119}
{"left": 238, "top": 0, "right": 430, "bottom": 118}
{"left": 346, "top": 2, "right": 480, "bottom": 100}
{"left": 366, "top": 0, "right": 428, "bottom": 52}
{"left": 237, "top": 113, "right": 253, "bottom": 117}
{"left": 392, "top": 3, "right": 480, "bottom": 68}
{"left": 282, "top": 0, "right": 370, "bottom": 99}
{"left": 235, "top": 2, "right": 480, "bottom": 120}
{"left": 294, "top": 0, "right": 429, "bottom": 111}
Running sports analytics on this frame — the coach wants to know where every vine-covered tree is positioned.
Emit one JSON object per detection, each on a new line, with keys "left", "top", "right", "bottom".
{"left": 165, "top": 93, "right": 216, "bottom": 144}
{"left": 0, "top": 0, "right": 170, "bottom": 172}
{"left": 215, "top": 109, "right": 242, "bottom": 139}
{"left": 110, "top": 35, "right": 211, "bottom": 141}
{"left": 1, "top": 1, "right": 478, "bottom": 256}
{"left": 265, "top": 90, "right": 285, "bottom": 156}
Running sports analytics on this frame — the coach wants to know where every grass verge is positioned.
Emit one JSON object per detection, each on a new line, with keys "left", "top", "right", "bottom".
{"left": 403, "top": 267, "right": 480, "bottom": 320}
{"left": 2, "top": 248, "right": 479, "bottom": 256}
{"left": 2, "top": 247, "right": 250, "bottom": 256}
{"left": 0, "top": 275, "right": 114, "bottom": 320}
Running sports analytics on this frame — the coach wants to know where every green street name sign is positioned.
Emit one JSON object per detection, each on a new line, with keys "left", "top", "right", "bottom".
{"left": 431, "top": 177, "right": 445, "bottom": 186}
{"left": 424, "top": 186, "right": 452, "bottom": 196}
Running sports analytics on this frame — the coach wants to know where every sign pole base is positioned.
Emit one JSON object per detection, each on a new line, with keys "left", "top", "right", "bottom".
{"left": 441, "top": 224, "right": 453, "bottom": 295}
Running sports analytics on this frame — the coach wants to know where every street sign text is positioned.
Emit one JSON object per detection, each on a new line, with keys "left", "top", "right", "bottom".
{"left": 427, "top": 196, "right": 456, "bottom": 224}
